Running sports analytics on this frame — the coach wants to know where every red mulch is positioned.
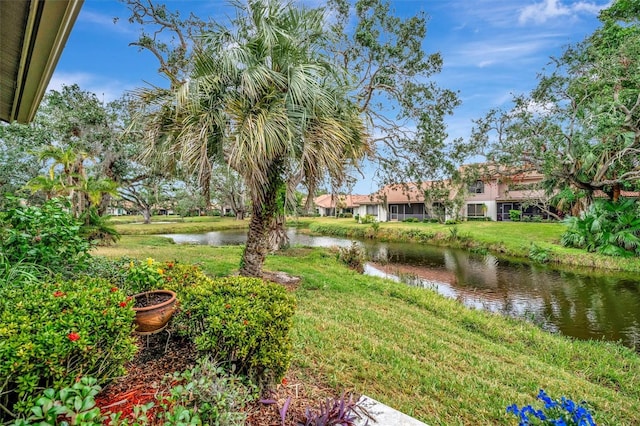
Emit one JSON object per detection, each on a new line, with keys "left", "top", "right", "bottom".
{"left": 95, "top": 332, "right": 198, "bottom": 422}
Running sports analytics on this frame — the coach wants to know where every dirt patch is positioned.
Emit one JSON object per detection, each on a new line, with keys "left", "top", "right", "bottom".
{"left": 262, "top": 270, "right": 302, "bottom": 291}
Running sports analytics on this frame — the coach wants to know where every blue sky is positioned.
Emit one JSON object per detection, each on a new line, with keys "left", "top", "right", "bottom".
{"left": 49, "top": 0, "right": 610, "bottom": 194}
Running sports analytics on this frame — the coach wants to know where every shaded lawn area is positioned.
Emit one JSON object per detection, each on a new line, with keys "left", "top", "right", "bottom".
{"left": 95, "top": 237, "right": 640, "bottom": 425}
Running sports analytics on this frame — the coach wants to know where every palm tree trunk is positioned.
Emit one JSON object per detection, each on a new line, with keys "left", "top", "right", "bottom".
{"left": 240, "top": 181, "right": 280, "bottom": 277}
{"left": 268, "top": 213, "right": 289, "bottom": 252}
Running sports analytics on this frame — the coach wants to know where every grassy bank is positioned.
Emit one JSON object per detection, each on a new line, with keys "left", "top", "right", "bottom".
{"left": 291, "top": 217, "right": 640, "bottom": 273}
{"left": 94, "top": 237, "right": 640, "bottom": 425}
{"left": 112, "top": 216, "right": 248, "bottom": 235}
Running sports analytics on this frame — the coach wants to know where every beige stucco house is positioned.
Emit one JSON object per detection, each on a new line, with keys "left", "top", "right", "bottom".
{"left": 314, "top": 168, "right": 555, "bottom": 222}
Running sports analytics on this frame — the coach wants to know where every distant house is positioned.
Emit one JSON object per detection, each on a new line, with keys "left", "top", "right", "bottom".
{"left": 363, "top": 182, "right": 454, "bottom": 222}
{"left": 106, "top": 206, "right": 128, "bottom": 216}
{"left": 313, "top": 165, "right": 562, "bottom": 222}
{"left": 314, "top": 194, "right": 370, "bottom": 217}
{"left": 464, "top": 170, "right": 556, "bottom": 221}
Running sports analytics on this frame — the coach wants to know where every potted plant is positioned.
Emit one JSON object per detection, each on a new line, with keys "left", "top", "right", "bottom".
{"left": 125, "top": 258, "right": 177, "bottom": 334}
{"left": 132, "top": 289, "right": 177, "bottom": 333}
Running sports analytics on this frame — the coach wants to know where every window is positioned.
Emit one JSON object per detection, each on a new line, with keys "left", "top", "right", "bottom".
{"left": 467, "top": 203, "right": 485, "bottom": 217}
{"left": 366, "top": 205, "right": 378, "bottom": 215}
{"left": 468, "top": 180, "right": 484, "bottom": 194}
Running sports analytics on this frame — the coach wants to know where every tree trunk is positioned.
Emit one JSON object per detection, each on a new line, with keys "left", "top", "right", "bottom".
{"left": 268, "top": 213, "right": 289, "bottom": 252}
{"left": 98, "top": 194, "right": 111, "bottom": 216}
{"left": 240, "top": 182, "right": 279, "bottom": 277}
{"left": 612, "top": 183, "right": 621, "bottom": 203}
{"left": 142, "top": 208, "right": 152, "bottom": 224}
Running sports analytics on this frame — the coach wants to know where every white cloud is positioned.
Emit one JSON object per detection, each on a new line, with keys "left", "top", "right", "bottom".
{"left": 518, "top": 0, "right": 608, "bottom": 25}
{"left": 452, "top": 38, "right": 552, "bottom": 69}
{"left": 47, "top": 72, "right": 132, "bottom": 103}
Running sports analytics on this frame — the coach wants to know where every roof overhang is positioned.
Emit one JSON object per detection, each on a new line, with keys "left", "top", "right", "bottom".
{"left": 1, "top": 0, "right": 83, "bottom": 124}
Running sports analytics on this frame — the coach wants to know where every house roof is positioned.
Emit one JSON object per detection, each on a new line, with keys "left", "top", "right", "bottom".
{"left": 0, "top": 0, "right": 84, "bottom": 124}
{"left": 313, "top": 194, "right": 370, "bottom": 209}
{"left": 374, "top": 181, "right": 458, "bottom": 204}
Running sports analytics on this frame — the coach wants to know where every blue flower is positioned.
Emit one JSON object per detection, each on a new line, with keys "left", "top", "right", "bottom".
{"left": 507, "top": 404, "right": 520, "bottom": 415}
{"left": 506, "top": 390, "right": 597, "bottom": 426}
{"left": 562, "top": 396, "right": 576, "bottom": 413}
{"left": 538, "top": 389, "right": 558, "bottom": 409}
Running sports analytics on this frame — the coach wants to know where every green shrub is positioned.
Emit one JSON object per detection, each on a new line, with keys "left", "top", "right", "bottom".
{"left": 82, "top": 257, "right": 189, "bottom": 296}
{"left": 337, "top": 242, "right": 366, "bottom": 273}
{"left": 445, "top": 219, "right": 460, "bottom": 225}
{"left": 402, "top": 217, "right": 419, "bottom": 223}
{"left": 0, "top": 198, "right": 91, "bottom": 276}
{"left": 360, "top": 214, "right": 376, "bottom": 224}
{"left": 161, "top": 261, "right": 213, "bottom": 294}
{"left": 509, "top": 209, "right": 522, "bottom": 221}
{"left": 354, "top": 214, "right": 360, "bottom": 222}
{"left": 78, "top": 256, "right": 130, "bottom": 287}
{"left": 175, "top": 276, "right": 296, "bottom": 386}
{"left": 0, "top": 277, "right": 136, "bottom": 418}
{"left": 467, "top": 217, "right": 491, "bottom": 222}
{"left": 342, "top": 212, "right": 353, "bottom": 219}
{"left": 562, "top": 199, "right": 640, "bottom": 257}
{"left": 529, "top": 244, "right": 551, "bottom": 263}
{"left": 79, "top": 207, "right": 120, "bottom": 246}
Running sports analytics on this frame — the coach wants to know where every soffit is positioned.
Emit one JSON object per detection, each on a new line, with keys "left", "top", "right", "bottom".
{"left": 0, "top": 0, "right": 83, "bottom": 124}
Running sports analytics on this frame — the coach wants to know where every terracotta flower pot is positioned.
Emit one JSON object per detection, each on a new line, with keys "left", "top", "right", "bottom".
{"left": 132, "top": 290, "right": 177, "bottom": 334}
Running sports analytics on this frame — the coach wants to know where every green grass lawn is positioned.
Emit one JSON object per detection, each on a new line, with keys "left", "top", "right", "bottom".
{"left": 112, "top": 216, "right": 248, "bottom": 235}
{"left": 94, "top": 237, "right": 640, "bottom": 425}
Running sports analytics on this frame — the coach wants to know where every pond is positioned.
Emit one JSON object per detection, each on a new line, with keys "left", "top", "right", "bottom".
{"left": 163, "top": 229, "right": 640, "bottom": 351}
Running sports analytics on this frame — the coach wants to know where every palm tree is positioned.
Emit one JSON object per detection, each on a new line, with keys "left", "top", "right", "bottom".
{"left": 141, "top": 0, "right": 369, "bottom": 277}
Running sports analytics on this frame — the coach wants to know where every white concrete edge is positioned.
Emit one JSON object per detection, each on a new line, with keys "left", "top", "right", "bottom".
{"left": 355, "top": 395, "right": 429, "bottom": 426}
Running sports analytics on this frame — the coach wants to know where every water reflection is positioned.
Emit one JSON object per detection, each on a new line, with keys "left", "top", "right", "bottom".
{"left": 163, "top": 229, "right": 640, "bottom": 350}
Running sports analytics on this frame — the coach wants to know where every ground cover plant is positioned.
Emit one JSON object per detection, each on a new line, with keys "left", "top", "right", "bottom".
{"left": 94, "top": 238, "right": 640, "bottom": 425}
